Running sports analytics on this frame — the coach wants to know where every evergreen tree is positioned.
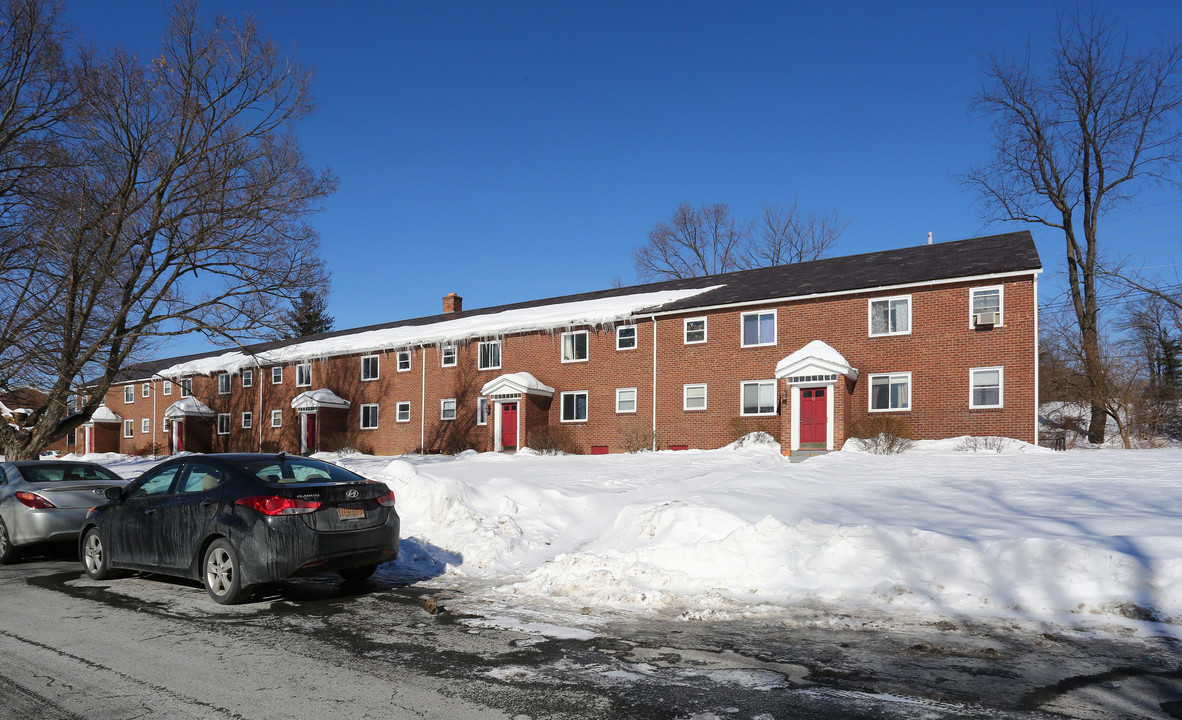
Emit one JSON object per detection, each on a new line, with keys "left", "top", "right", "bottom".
{"left": 287, "top": 291, "right": 334, "bottom": 337}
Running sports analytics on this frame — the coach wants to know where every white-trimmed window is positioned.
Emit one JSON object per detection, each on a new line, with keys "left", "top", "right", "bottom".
{"left": 163, "top": 381, "right": 172, "bottom": 396}
{"left": 162, "top": 419, "right": 170, "bottom": 433}
{"left": 361, "top": 355, "right": 379, "bottom": 381}
{"left": 869, "top": 296, "right": 911, "bottom": 336}
{"left": 296, "top": 363, "right": 311, "bottom": 387}
{"left": 561, "top": 391, "right": 588, "bottom": 422}
{"left": 869, "top": 372, "right": 911, "bottom": 411}
{"left": 397, "top": 350, "right": 412, "bottom": 372}
{"left": 970, "top": 367, "right": 1004, "bottom": 408}
{"left": 441, "top": 346, "right": 457, "bottom": 367}
{"left": 216, "top": 413, "right": 230, "bottom": 435}
{"left": 971, "top": 286, "right": 1004, "bottom": 328}
{"left": 741, "top": 380, "right": 777, "bottom": 415}
{"left": 142, "top": 383, "right": 150, "bottom": 398}
{"left": 683, "top": 383, "right": 707, "bottom": 411}
{"left": 180, "top": 378, "right": 192, "bottom": 397}
{"left": 242, "top": 412, "right": 253, "bottom": 429}
{"left": 217, "top": 373, "right": 231, "bottom": 395}
{"left": 616, "top": 387, "right": 637, "bottom": 414}
{"left": 562, "top": 331, "right": 588, "bottom": 363}
{"left": 477, "top": 397, "right": 488, "bottom": 425}
{"left": 360, "top": 403, "right": 379, "bottom": 429}
{"left": 241, "top": 369, "right": 253, "bottom": 388}
{"left": 684, "top": 318, "right": 707, "bottom": 344}
{"left": 616, "top": 325, "right": 637, "bottom": 350}
{"left": 478, "top": 341, "right": 501, "bottom": 370}
{"left": 741, "top": 310, "right": 776, "bottom": 347}
{"left": 396, "top": 402, "right": 411, "bottom": 423}
{"left": 271, "top": 366, "right": 283, "bottom": 384}
{"left": 441, "top": 398, "right": 457, "bottom": 421}
{"left": 123, "top": 419, "right": 134, "bottom": 438}
{"left": 123, "top": 386, "right": 134, "bottom": 404}
{"left": 271, "top": 409, "right": 282, "bottom": 427}
{"left": 141, "top": 418, "right": 150, "bottom": 434}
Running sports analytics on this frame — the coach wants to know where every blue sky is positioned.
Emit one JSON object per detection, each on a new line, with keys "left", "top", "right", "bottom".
{"left": 65, "top": 1, "right": 1182, "bottom": 355}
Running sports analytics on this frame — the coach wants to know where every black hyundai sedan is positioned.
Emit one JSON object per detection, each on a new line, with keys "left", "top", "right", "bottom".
{"left": 80, "top": 454, "right": 399, "bottom": 604}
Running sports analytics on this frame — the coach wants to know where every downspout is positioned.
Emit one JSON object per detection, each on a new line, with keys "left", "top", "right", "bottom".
{"left": 1033, "top": 273, "right": 1040, "bottom": 445}
{"left": 420, "top": 346, "right": 426, "bottom": 452}
{"left": 151, "top": 377, "right": 157, "bottom": 459}
{"left": 257, "top": 359, "right": 264, "bottom": 452}
{"left": 651, "top": 315, "right": 658, "bottom": 451}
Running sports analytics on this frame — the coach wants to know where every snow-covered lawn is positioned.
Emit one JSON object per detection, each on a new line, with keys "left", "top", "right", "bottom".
{"left": 77, "top": 439, "right": 1182, "bottom": 633}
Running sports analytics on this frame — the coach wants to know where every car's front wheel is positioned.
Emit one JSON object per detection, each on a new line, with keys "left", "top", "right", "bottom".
{"left": 338, "top": 563, "right": 378, "bottom": 583}
{"left": 0, "top": 518, "right": 17, "bottom": 565}
{"left": 81, "top": 527, "right": 113, "bottom": 579}
{"left": 203, "top": 539, "right": 250, "bottom": 605}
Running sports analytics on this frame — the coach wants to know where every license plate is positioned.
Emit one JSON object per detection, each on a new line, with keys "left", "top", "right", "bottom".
{"left": 337, "top": 505, "right": 364, "bottom": 521}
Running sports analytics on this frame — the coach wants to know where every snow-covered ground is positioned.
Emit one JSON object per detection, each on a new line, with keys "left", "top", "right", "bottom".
{"left": 75, "top": 438, "right": 1182, "bottom": 636}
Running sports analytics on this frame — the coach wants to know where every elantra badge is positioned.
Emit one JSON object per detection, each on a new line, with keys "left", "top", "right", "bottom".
{"left": 345, "top": 489, "right": 359, "bottom": 499}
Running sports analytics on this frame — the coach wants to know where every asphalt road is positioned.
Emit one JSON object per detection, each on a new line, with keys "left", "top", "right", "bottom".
{"left": 3, "top": 545, "right": 1182, "bottom": 719}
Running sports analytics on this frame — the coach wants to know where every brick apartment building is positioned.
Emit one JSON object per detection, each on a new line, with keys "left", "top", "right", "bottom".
{"left": 83, "top": 231, "right": 1042, "bottom": 458}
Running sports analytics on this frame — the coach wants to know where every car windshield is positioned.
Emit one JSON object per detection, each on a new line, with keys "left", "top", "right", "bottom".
{"left": 237, "top": 457, "right": 365, "bottom": 485}
{"left": 19, "top": 463, "right": 123, "bottom": 484}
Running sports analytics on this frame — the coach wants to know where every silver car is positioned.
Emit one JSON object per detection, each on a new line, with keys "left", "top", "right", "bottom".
{"left": 0, "top": 461, "right": 129, "bottom": 563}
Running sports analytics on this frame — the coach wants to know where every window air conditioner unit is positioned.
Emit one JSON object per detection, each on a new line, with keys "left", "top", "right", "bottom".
{"left": 974, "top": 312, "right": 998, "bottom": 327}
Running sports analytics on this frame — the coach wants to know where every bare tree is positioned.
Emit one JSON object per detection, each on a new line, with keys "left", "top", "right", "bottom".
{"left": 0, "top": 1, "right": 335, "bottom": 459}
{"left": 963, "top": 10, "right": 1182, "bottom": 443}
{"left": 742, "top": 201, "right": 845, "bottom": 269}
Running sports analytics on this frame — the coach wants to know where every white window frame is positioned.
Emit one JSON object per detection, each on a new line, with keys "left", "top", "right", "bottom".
{"left": 271, "top": 409, "right": 282, "bottom": 427}
{"left": 217, "top": 373, "right": 231, "bottom": 395}
{"left": 163, "top": 381, "right": 172, "bottom": 396}
{"left": 740, "top": 310, "right": 777, "bottom": 348}
{"left": 296, "top": 363, "right": 312, "bottom": 387}
{"left": 740, "top": 380, "right": 778, "bottom": 416}
{"left": 441, "top": 398, "right": 457, "bottom": 421}
{"left": 970, "top": 285, "right": 1005, "bottom": 328}
{"left": 141, "top": 418, "right": 150, "bottom": 434}
{"left": 361, "top": 355, "right": 380, "bottom": 382}
{"left": 441, "top": 346, "right": 457, "bottom": 368}
{"left": 560, "top": 391, "right": 589, "bottom": 423}
{"left": 683, "top": 383, "right": 707, "bottom": 411}
{"left": 180, "top": 378, "right": 192, "bottom": 397}
{"left": 868, "top": 372, "right": 912, "bottom": 412}
{"left": 397, "top": 350, "right": 412, "bottom": 372}
{"left": 561, "top": 331, "right": 589, "bottom": 363}
{"left": 969, "top": 366, "right": 1004, "bottom": 409}
{"left": 616, "top": 387, "right": 637, "bottom": 414}
{"left": 271, "top": 366, "right": 283, "bottom": 385}
{"left": 477, "top": 397, "right": 488, "bottom": 426}
{"left": 868, "top": 295, "right": 912, "bottom": 337}
{"left": 216, "top": 413, "right": 230, "bottom": 435}
{"left": 360, "top": 403, "right": 380, "bottom": 429}
{"left": 616, "top": 325, "right": 637, "bottom": 351}
{"left": 123, "top": 419, "right": 134, "bottom": 438}
{"left": 684, "top": 317, "right": 707, "bottom": 344}
{"left": 242, "top": 412, "right": 253, "bottom": 429}
{"left": 142, "top": 383, "right": 150, "bottom": 398}
{"left": 396, "top": 402, "right": 411, "bottom": 423}
{"left": 241, "top": 369, "right": 253, "bottom": 388}
{"left": 123, "top": 386, "right": 134, "bottom": 404}
{"left": 478, "top": 341, "right": 502, "bottom": 371}
{"left": 162, "top": 418, "right": 170, "bottom": 433}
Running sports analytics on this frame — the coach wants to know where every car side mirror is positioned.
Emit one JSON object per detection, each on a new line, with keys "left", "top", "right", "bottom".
{"left": 104, "top": 486, "right": 123, "bottom": 501}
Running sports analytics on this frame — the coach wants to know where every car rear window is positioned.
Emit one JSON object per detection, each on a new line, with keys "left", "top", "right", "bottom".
{"left": 238, "top": 458, "right": 365, "bottom": 485}
{"left": 19, "top": 463, "right": 123, "bottom": 484}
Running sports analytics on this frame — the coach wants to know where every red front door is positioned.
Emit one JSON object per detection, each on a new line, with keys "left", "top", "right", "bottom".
{"left": 501, "top": 403, "right": 518, "bottom": 450}
{"left": 175, "top": 420, "right": 185, "bottom": 453}
{"left": 305, "top": 413, "right": 317, "bottom": 454}
{"left": 800, "top": 388, "right": 827, "bottom": 444}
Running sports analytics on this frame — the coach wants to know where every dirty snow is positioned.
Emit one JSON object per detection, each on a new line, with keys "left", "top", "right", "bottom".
{"left": 78, "top": 438, "right": 1182, "bottom": 633}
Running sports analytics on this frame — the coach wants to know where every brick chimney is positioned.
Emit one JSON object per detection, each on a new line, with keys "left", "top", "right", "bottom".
{"left": 443, "top": 293, "right": 462, "bottom": 313}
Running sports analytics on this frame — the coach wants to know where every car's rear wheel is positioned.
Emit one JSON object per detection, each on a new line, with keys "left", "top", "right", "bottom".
{"left": 203, "top": 539, "right": 249, "bottom": 605}
{"left": 81, "top": 527, "right": 113, "bottom": 579}
{"left": 0, "top": 518, "right": 17, "bottom": 565}
{"left": 338, "top": 563, "right": 378, "bottom": 583}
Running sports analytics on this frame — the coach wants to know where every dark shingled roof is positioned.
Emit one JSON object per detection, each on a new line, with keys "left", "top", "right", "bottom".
{"left": 109, "top": 231, "right": 1039, "bottom": 383}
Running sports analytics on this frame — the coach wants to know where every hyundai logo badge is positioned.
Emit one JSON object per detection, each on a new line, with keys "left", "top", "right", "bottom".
{"left": 345, "top": 489, "right": 359, "bottom": 499}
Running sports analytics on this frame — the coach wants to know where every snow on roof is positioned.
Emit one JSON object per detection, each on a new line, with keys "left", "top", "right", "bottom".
{"left": 89, "top": 405, "right": 123, "bottom": 423}
{"left": 291, "top": 389, "right": 351, "bottom": 410}
{"left": 155, "top": 286, "right": 718, "bottom": 379}
{"left": 164, "top": 397, "right": 215, "bottom": 419}
{"left": 480, "top": 372, "right": 555, "bottom": 397}
{"left": 775, "top": 339, "right": 858, "bottom": 380}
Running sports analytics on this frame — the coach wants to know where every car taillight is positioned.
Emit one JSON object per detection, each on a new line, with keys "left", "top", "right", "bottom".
{"left": 235, "top": 495, "right": 321, "bottom": 516}
{"left": 15, "top": 491, "right": 56, "bottom": 509}
{"left": 375, "top": 490, "right": 396, "bottom": 507}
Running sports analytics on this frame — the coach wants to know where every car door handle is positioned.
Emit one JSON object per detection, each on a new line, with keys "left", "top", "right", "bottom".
{"left": 144, "top": 509, "right": 157, "bottom": 515}
{"left": 200, "top": 501, "right": 214, "bottom": 507}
